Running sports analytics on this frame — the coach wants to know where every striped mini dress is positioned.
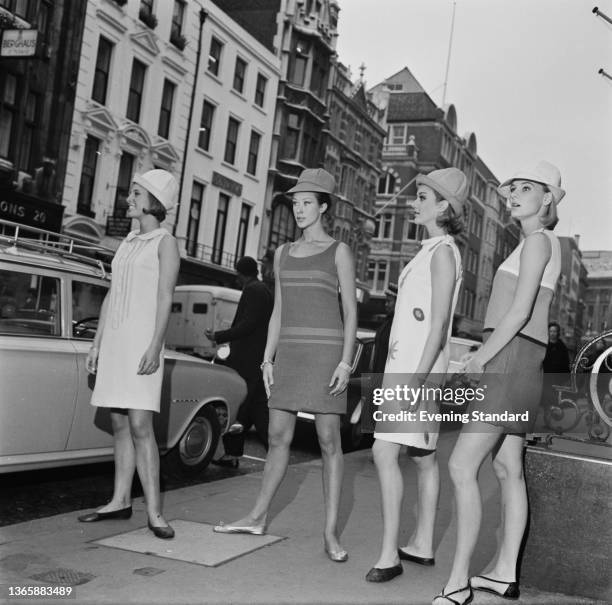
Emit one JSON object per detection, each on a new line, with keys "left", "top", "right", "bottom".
{"left": 268, "top": 240, "right": 346, "bottom": 414}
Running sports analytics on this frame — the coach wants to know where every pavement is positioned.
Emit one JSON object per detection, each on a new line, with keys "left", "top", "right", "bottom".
{"left": 0, "top": 430, "right": 604, "bottom": 605}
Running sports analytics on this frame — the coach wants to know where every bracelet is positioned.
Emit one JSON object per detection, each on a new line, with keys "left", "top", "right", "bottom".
{"left": 260, "top": 359, "right": 274, "bottom": 371}
{"left": 338, "top": 360, "right": 351, "bottom": 372}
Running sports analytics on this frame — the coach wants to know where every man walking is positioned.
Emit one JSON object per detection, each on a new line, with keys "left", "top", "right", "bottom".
{"left": 206, "top": 256, "right": 273, "bottom": 467}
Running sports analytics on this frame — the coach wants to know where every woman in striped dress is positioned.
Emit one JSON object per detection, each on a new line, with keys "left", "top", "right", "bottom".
{"left": 214, "top": 169, "right": 357, "bottom": 563}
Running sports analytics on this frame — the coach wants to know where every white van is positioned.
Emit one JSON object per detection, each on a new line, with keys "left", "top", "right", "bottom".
{"left": 166, "top": 285, "right": 241, "bottom": 358}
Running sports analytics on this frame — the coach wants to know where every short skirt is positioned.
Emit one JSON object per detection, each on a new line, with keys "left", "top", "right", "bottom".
{"left": 469, "top": 332, "right": 546, "bottom": 433}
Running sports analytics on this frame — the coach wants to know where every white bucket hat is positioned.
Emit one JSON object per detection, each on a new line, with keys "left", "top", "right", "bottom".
{"left": 498, "top": 161, "right": 565, "bottom": 205}
{"left": 133, "top": 169, "right": 179, "bottom": 211}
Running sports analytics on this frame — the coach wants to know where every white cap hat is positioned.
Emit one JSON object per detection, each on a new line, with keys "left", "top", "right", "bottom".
{"left": 498, "top": 161, "right": 565, "bottom": 205}
{"left": 133, "top": 169, "right": 179, "bottom": 210}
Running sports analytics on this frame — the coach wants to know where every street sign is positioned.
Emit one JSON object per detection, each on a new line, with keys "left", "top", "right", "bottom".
{"left": 0, "top": 29, "right": 38, "bottom": 57}
{"left": 105, "top": 216, "right": 132, "bottom": 237}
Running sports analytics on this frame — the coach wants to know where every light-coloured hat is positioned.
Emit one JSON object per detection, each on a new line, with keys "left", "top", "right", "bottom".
{"left": 133, "top": 169, "right": 179, "bottom": 210}
{"left": 498, "top": 161, "right": 565, "bottom": 204}
{"left": 286, "top": 168, "right": 335, "bottom": 195}
{"left": 416, "top": 167, "right": 468, "bottom": 215}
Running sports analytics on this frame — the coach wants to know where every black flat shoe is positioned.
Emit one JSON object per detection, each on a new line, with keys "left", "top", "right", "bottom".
{"left": 433, "top": 584, "right": 473, "bottom": 605}
{"left": 212, "top": 456, "right": 239, "bottom": 469}
{"left": 470, "top": 576, "right": 519, "bottom": 600}
{"left": 78, "top": 506, "right": 132, "bottom": 522}
{"left": 397, "top": 547, "right": 435, "bottom": 566}
{"left": 147, "top": 520, "right": 175, "bottom": 539}
{"left": 365, "top": 563, "right": 403, "bottom": 582}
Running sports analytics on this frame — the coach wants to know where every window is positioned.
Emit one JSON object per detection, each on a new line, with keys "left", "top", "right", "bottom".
{"left": 283, "top": 112, "right": 301, "bottom": 159}
{"left": 113, "top": 153, "right": 134, "bottom": 217}
{"left": 374, "top": 213, "right": 393, "bottom": 239}
{"left": 246, "top": 130, "right": 261, "bottom": 176}
{"left": 77, "top": 136, "right": 100, "bottom": 216}
{"left": 92, "top": 37, "right": 113, "bottom": 105}
{"left": 377, "top": 172, "right": 396, "bottom": 194}
{"left": 233, "top": 57, "right": 247, "bottom": 93}
{"left": 0, "top": 269, "right": 60, "bottom": 337}
{"left": 212, "top": 193, "right": 230, "bottom": 265}
{"left": 186, "top": 181, "right": 204, "bottom": 257}
{"left": 0, "top": 73, "right": 18, "bottom": 159}
{"left": 208, "top": 37, "right": 223, "bottom": 76}
{"left": 37, "top": 1, "right": 52, "bottom": 44}
{"left": 126, "top": 59, "right": 146, "bottom": 123}
{"left": 290, "top": 37, "right": 309, "bottom": 86}
{"left": 366, "top": 260, "right": 388, "bottom": 293}
{"left": 18, "top": 92, "right": 38, "bottom": 171}
{"left": 301, "top": 117, "right": 319, "bottom": 166}
{"left": 158, "top": 79, "right": 175, "bottom": 139}
{"left": 254, "top": 73, "right": 267, "bottom": 107}
{"left": 171, "top": 0, "right": 185, "bottom": 39}
{"left": 235, "top": 203, "right": 251, "bottom": 259}
{"left": 7, "top": 0, "right": 29, "bottom": 19}
{"left": 72, "top": 281, "right": 108, "bottom": 337}
{"left": 224, "top": 117, "right": 240, "bottom": 164}
{"left": 310, "top": 48, "right": 327, "bottom": 98}
{"left": 269, "top": 203, "right": 297, "bottom": 249}
{"left": 198, "top": 100, "right": 215, "bottom": 151}
{"left": 405, "top": 221, "right": 423, "bottom": 241}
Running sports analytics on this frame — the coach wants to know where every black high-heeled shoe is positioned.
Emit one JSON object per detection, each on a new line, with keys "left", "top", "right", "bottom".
{"left": 432, "top": 584, "right": 473, "bottom": 605}
{"left": 470, "top": 575, "right": 519, "bottom": 600}
{"left": 211, "top": 455, "right": 239, "bottom": 469}
{"left": 147, "top": 520, "right": 175, "bottom": 539}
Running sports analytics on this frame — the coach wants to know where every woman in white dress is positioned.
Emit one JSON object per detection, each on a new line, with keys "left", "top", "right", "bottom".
{"left": 366, "top": 168, "right": 466, "bottom": 583}
{"left": 78, "top": 170, "right": 180, "bottom": 540}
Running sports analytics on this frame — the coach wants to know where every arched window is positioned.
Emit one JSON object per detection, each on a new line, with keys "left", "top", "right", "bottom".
{"left": 269, "top": 201, "right": 297, "bottom": 249}
{"left": 378, "top": 171, "right": 396, "bottom": 195}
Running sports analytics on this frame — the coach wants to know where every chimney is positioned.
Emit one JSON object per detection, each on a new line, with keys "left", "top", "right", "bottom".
{"left": 574, "top": 234, "right": 580, "bottom": 248}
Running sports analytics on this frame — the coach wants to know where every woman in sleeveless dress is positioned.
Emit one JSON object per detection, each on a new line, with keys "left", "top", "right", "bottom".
{"left": 366, "top": 168, "right": 467, "bottom": 584}
{"left": 214, "top": 169, "right": 357, "bottom": 562}
{"left": 78, "top": 170, "right": 180, "bottom": 540}
{"left": 434, "top": 162, "right": 564, "bottom": 605}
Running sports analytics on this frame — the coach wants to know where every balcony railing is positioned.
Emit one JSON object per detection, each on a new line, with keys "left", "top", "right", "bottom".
{"left": 180, "top": 238, "right": 236, "bottom": 271}
{"left": 383, "top": 143, "right": 410, "bottom": 156}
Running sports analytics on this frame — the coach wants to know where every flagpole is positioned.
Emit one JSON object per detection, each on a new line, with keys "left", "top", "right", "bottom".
{"left": 442, "top": 1, "right": 457, "bottom": 107}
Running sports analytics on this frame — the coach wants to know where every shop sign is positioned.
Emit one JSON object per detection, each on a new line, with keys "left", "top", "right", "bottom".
{"left": 1, "top": 29, "right": 38, "bottom": 57}
{"left": 212, "top": 171, "right": 242, "bottom": 196}
{"left": 0, "top": 189, "right": 64, "bottom": 232}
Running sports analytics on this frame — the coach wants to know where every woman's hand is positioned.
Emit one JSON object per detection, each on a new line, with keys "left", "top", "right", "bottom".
{"left": 262, "top": 362, "right": 274, "bottom": 398}
{"left": 464, "top": 354, "right": 485, "bottom": 376}
{"left": 86, "top": 346, "right": 99, "bottom": 374}
{"left": 329, "top": 363, "right": 351, "bottom": 396}
{"left": 138, "top": 344, "right": 162, "bottom": 375}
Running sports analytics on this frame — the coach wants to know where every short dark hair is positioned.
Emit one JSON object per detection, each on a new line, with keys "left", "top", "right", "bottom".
{"left": 548, "top": 322, "right": 561, "bottom": 331}
{"left": 432, "top": 190, "right": 464, "bottom": 235}
{"left": 235, "top": 256, "right": 258, "bottom": 277}
{"left": 144, "top": 193, "right": 167, "bottom": 222}
{"left": 314, "top": 191, "right": 333, "bottom": 215}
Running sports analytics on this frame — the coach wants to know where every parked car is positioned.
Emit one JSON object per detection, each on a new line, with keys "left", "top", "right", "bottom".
{"left": 0, "top": 220, "right": 246, "bottom": 477}
{"left": 296, "top": 331, "right": 480, "bottom": 451}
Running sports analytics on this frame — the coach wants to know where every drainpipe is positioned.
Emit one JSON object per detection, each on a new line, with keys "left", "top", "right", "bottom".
{"left": 173, "top": 8, "right": 208, "bottom": 236}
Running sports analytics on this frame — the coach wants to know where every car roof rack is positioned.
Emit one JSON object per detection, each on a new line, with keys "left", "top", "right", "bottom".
{"left": 0, "top": 218, "right": 115, "bottom": 276}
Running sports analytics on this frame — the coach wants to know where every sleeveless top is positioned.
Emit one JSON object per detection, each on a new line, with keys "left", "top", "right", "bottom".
{"left": 484, "top": 228, "right": 561, "bottom": 346}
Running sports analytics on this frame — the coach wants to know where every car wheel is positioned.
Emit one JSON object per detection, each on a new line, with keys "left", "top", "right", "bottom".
{"left": 341, "top": 419, "right": 373, "bottom": 452}
{"left": 163, "top": 406, "right": 220, "bottom": 478}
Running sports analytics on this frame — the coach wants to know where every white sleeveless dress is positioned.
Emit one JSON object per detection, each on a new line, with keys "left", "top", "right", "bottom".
{"left": 374, "top": 235, "right": 462, "bottom": 449}
{"left": 91, "top": 228, "right": 169, "bottom": 412}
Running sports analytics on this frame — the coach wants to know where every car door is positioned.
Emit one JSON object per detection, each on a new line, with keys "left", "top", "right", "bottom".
{"left": 0, "top": 265, "right": 77, "bottom": 459}
{"left": 65, "top": 276, "right": 115, "bottom": 452}
{"left": 165, "top": 289, "right": 189, "bottom": 350}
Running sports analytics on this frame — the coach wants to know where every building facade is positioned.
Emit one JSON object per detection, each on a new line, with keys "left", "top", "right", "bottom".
{"left": 0, "top": 0, "right": 87, "bottom": 232}
{"left": 366, "top": 67, "right": 520, "bottom": 337}
{"left": 62, "top": 0, "right": 195, "bottom": 245}
{"left": 582, "top": 250, "right": 612, "bottom": 343}
{"left": 174, "top": 1, "right": 280, "bottom": 284}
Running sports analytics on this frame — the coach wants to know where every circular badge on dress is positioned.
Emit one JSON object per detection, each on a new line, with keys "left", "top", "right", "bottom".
{"left": 413, "top": 307, "right": 425, "bottom": 321}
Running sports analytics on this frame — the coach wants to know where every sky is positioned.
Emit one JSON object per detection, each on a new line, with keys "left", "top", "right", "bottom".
{"left": 336, "top": 0, "right": 612, "bottom": 250}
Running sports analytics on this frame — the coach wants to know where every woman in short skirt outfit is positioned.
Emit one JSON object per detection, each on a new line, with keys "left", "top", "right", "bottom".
{"left": 434, "top": 161, "right": 564, "bottom": 605}
{"left": 214, "top": 169, "right": 357, "bottom": 563}
{"left": 367, "top": 168, "right": 466, "bottom": 583}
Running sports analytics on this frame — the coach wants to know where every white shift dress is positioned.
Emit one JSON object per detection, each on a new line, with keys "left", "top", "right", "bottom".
{"left": 374, "top": 235, "right": 462, "bottom": 449}
{"left": 91, "top": 228, "right": 169, "bottom": 412}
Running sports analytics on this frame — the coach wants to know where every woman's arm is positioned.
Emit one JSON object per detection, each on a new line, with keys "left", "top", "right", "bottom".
{"left": 468, "top": 232, "right": 551, "bottom": 372}
{"left": 413, "top": 244, "right": 457, "bottom": 382}
{"left": 86, "top": 292, "right": 110, "bottom": 374}
{"left": 261, "top": 245, "right": 284, "bottom": 395}
{"left": 329, "top": 242, "right": 357, "bottom": 395}
{"left": 138, "top": 235, "right": 180, "bottom": 375}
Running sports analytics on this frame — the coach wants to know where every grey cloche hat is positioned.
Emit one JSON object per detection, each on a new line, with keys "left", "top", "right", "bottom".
{"left": 286, "top": 168, "right": 336, "bottom": 195}
{"left": 416, "top": 167, "right": 468, "bottom": 215}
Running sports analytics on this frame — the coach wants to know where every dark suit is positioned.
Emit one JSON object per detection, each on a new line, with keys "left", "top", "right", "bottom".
{"left": 214, "top": 279, "right": 273, "bottom": 456}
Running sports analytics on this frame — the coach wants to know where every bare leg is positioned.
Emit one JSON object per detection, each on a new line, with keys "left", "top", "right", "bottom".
{"left": 372, "top": 438, "right": 403, "bottom": 568}
{"left": 437, "top": 424, "right": 502, "bottom": 601}
{"left": 401, "top": 448, "right": 438, "bottom": 559}
{"left": 129, "top": 409, "right": 168, "bottom": 527}
{"left": 315, "top": 413, "right": 344, "bottom": 553}
{"left": 472, "top": 433, "right": 526, "bottom": 592}
{"left": 98, "top": 410, "right": 134, "bottom": 512}
{"left": 225, "top": 409, "right": 296, "bottom": 527}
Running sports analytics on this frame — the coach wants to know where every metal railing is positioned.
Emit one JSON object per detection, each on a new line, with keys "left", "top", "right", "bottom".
{"left": 178, "top": 237, "right": 237, "bottom": 271}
